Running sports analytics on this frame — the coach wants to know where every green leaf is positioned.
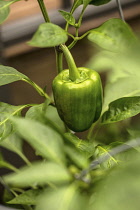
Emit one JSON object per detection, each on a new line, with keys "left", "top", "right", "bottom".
{"left": 26, "top": 103, "right": 66, "bottom": 133}
{"left": 99, "top": 43, "right": 140, "bottom": 110}
{"left": 0, "top": 65, "right": 50, "bottom": 100}
{"left": 0, "top": 159, "right": 18, "bottom": 172}
{"left": 83, "top": 0, "right": 91, "bottom": 7}
{"left": 0, "top": 134, "right": 30, "bottom": 165}
{"left": 0, "top": 134, "right": 23, "bottom": 154}
{"left": 0, "top": 103, "right": 29, "bottom": 141}
{"left": 3, "top": 188, "right": 15, "bottom": 205}
{"left": 95, "top": 145, "right": 118, "bottom": 169}
{"left": 89, "top": 153, "right": 140, "bottom": 210}
{"left": 112, "top": 142, "right": 139, "bottom": 163}
{"left": 72, "top": 0, "right": 111, "bottom": 11}
{"left": 44, "top": 105, "right": 66, "bottom": 132}
{"left": 88, "top": 18, "right": 137, "bottom": 52}
{"left": 86, "top": 50, "right": 129, "bottom": 76}
{"left": 65, "top": 146, "right": 89, "bottom": 169}
{"left": 72, "top": 0, "right": 83, "bottom": 11}
{"left": 7, "top": 189, "right": 43, "bottom": 205}
{"left": 4, "top": 161, "right": 71, "bottom": 187}
{"left": 102, "top": 97, "right": 140, "bottom": 124}
{"left": 90, "top": 0, "right": 111, "bottom": 6}
{"left": 0, "top": 0, "right": 15, "bottom": 24}
{"left": 10, "top": 117, "right": 65, "bottom": 164}
{"left": 36, "top": 184, "right": 88, "bottom": 210}
{"left": 25, "top": 103, "right": 44, "bottom": 121}
{"left": 87, "top": 41, "right": 140, "bottom": 81}
{"left": 81, "top": 0, "right": 103, "bottom": 8}
{"left": 0, "top": 153, "right": 18, "bottom": 172}
{"left": 103, "top": 76, "right": 140, "bottom": 111}
{"left": 110, "top": 48, "right": 140, "bottom": 80}
{"left": 28, "top": 23, "right": 68, "bottom": 48}
{"left": 64, "top": 133, "right": 95, "bottom": 158}
{"left": 59, "top": 10, "right": 75, "bottom": 26}
{"left": 86, "top": 51, "right": 114, "bottom": 73}
{"left": 127, "top": 127, "right": 140, "bottom": 139}
{"left": 0, "top": 65, "right": 29, "bottom": 86}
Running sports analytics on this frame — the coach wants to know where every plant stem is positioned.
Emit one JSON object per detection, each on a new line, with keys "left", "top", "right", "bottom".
{"left": 79, "top": 30, "right": 92, "bottom": 40}
{"left": 68, "top": 40, "right": 78, "bottom": 50}
{"left": 65, "top": 0, "right": 76, "bottom": 31}
{"left": 65, "top": 22, "right": 70, "bottom": 32}
{"left": 67, "top": 32, "right": 75, "bottom": 40}
{"left": 60, "top": 44, "right": 80, "bottom": 81}
{"left": 23, "top": 78, "right": 52, "bottom": 102}
{"left": 3, "top": 162, "right": 19, "bottom": 173}
{"left": 17, "top": 152, "right": 32, "bottom": 167}
{"left": 75, "top": 27, "right": 79, "bottom": 37}
{"left": 68, "top": 29, "right": 92, "bottom": 49}
{"left": 37, "top": 0, "right": 50, "bottom": 22}
{"left": 77, "top": 7, "right": 86, "bottom": 27}
{"left": 55, "top": 48, "right": 63, "bottom": 73}
{"left": 116, "top": 0, "right": 125, "bottom": 21}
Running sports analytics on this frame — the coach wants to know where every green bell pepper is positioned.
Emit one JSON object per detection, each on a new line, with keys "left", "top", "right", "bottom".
{"left": 52, "top": 45, "right": 103, "bottom": 132}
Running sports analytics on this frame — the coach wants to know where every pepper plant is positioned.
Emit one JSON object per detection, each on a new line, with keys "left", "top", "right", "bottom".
{"left": 0, "top": 0, "right": 140, "bottom": 209}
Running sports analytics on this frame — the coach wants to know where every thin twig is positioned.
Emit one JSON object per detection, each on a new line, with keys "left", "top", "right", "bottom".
{"left": 37, "top": 0, "right": 50, "bottom": 23}
{"left": 116, "top": 0, "right": 125, "bottom": 21}
{"left": 77, "top": 138, "right": 140, "bottom": 181}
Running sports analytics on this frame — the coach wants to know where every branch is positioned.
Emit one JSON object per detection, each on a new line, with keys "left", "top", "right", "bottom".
{"left": 37, "top": 0, "right": 50, "bottom": 23}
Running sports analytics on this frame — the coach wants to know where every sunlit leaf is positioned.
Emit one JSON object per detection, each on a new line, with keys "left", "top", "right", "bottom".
{"left": 103, "top": 76, "right": 140, "bottom": 111}
{"left": 0, "top": 65, "right": 29, "bottom": 86}
{"left": 0, "top": 103, "right": 29, "bottom": 141}
{"left": 28, "top": 23, "right": 68, "bottom": 47}
{"left": 0, "top": 0, "right": 15, "bottom": 24}
{"left": 95, "top": 144, "right": 118, "bottom": 169}
{"left": 102, "top": 97, "right": 140, "bottom": 124}
{"left": 10, "top": 117, "right": 65, "bottom": 164}
{"left": 86, "top": 51, "right": 115, "bottom": 73}
{"left": 4, "top": 161, "right": 71, "bottom": 187}
{"left": 89, "top": 153, "right": 140, "bottom": 210}
{"left": 88, "top": 18, "right": 137, "bottom": 52}
{"left": 36, "top": 184, "right": 88, "bottom": 210}
{"left": 65, "top": 146, "right": 89, "bottom": 169}
{"left": 64, "top": 133, "right": 95, "bottom": 158}
{"left": 0, "top": 134, "right": 30, "bottom": 165}
{"left": 0, "top": 134, "right": 23, "bottom": 154}
{"left": 0, "top": 152, "right": 18, "bottom": 172}
{"left": 26, "top": 103, "right": 66, "bottom": 133}
{"left": 0, "top": 160, "right": 18, "bottom": 172}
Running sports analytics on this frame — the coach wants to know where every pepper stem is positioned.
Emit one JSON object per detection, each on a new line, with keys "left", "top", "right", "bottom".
{"left": 60, "top": 44, "right": 80, "bottom": 81}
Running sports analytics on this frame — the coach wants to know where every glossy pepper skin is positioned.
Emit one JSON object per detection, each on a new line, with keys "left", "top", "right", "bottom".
{"left": 52, "top": 67, "right": 103, "bottom": 132}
